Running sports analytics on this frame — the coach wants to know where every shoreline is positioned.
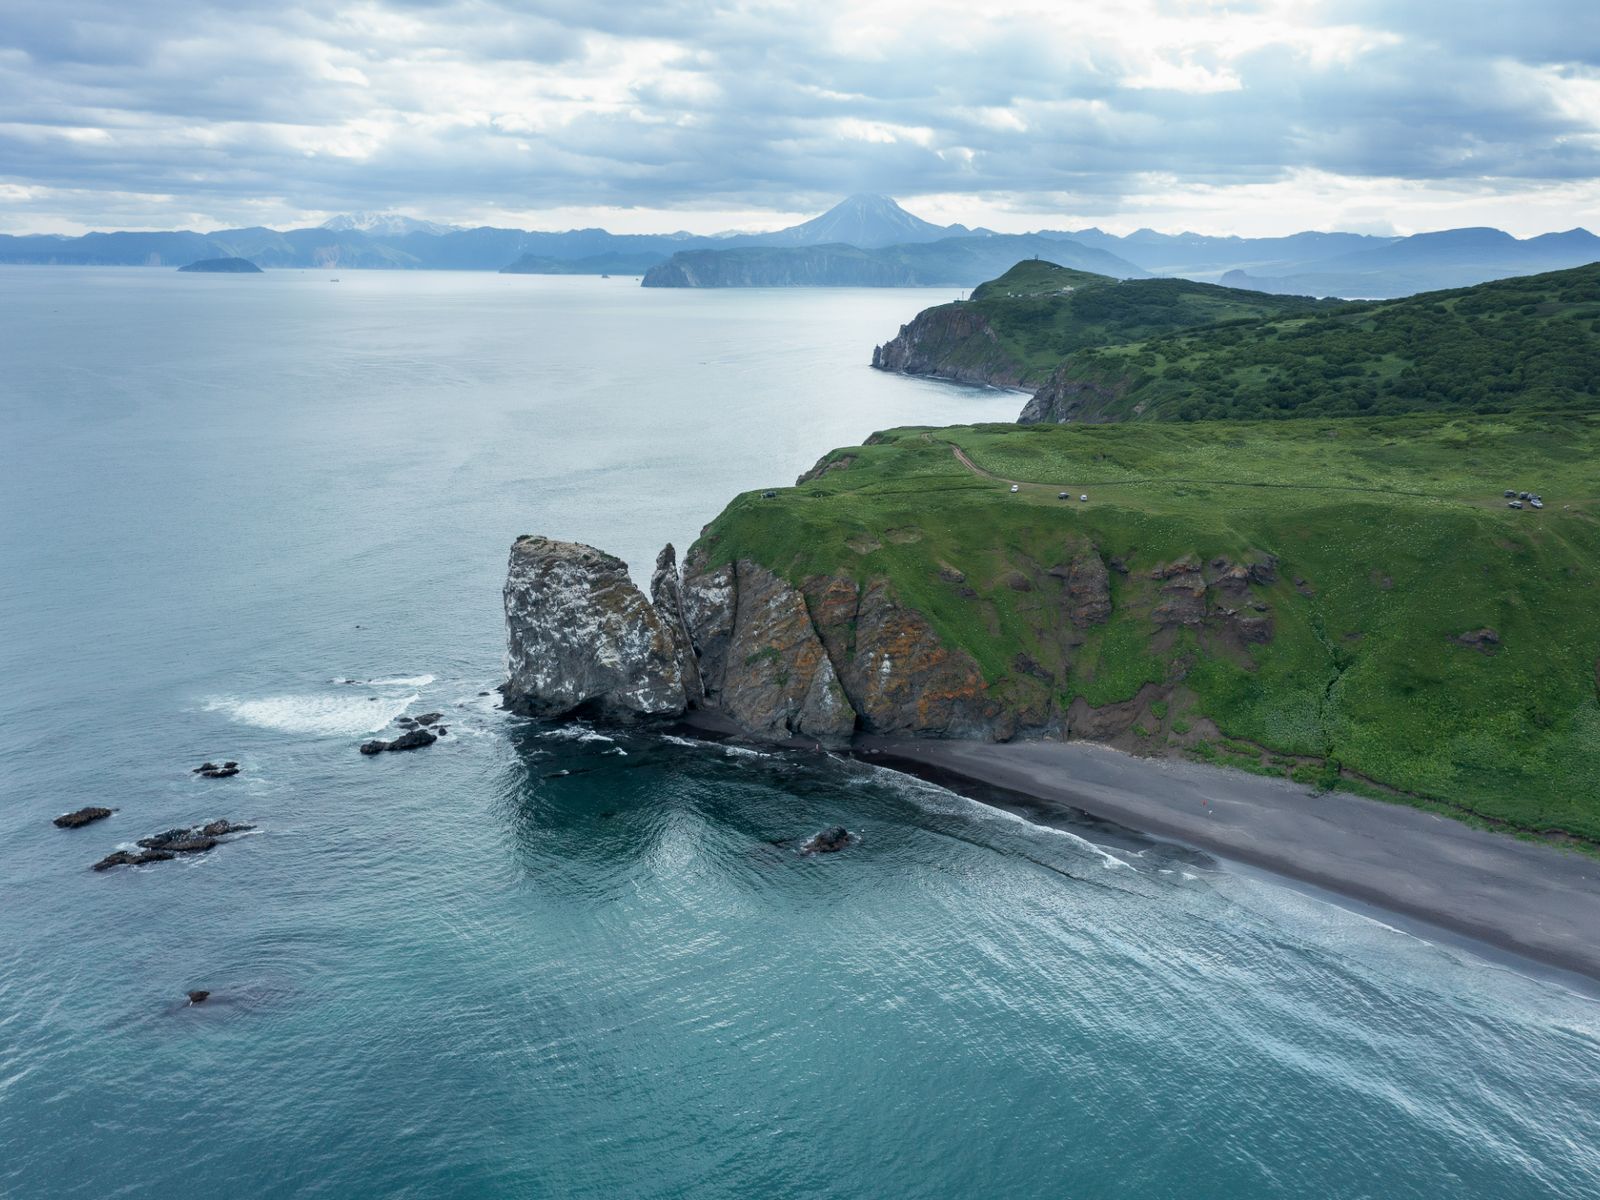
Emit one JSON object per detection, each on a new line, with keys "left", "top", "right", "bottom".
{"left": 851, "top": 735, "right": 1600, "bottom": 985}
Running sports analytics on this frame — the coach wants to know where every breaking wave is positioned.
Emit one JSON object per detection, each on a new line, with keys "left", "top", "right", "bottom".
{"left": 205, "top": 692, "right": 417, "bottom": 736}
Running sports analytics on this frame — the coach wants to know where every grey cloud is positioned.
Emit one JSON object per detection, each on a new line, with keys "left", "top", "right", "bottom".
{"left": 1333, "top": 0, "right": 1600, "bottom": 66}
{"left": 1, "top": 0, "right": 1597, "bottom": 230}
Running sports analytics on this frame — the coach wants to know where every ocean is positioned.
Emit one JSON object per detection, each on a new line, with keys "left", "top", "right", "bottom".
{"left": 2, "top": 267, "right": 1597, "bottom": 1198}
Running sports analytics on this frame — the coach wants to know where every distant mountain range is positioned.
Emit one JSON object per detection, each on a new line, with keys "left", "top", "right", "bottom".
{"left": 1215, "top": 227, "right": 1600, "bottom": 298}
{"left": 2, "top": 194, "right": 1594, "bottom": 299}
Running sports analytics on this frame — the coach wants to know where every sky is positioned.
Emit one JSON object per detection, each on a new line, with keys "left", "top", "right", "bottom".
{"left": 2, "top": 0, "right": 1598, "bottom": 237}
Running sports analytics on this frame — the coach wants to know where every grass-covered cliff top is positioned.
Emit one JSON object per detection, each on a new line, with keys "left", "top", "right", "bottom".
{"left": 695, "top": 414, "right": 1600, "bottom": 842}
{"left": 905, "top": 261, "right": 1332, "bottom": 385}
{"left": 1039, "top": 262, "right": 1600, "bottom": 421}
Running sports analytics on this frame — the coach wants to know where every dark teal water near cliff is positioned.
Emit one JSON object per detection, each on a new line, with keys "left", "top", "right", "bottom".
{"left": 2, "top": 268, "right": 1598, "bottom": 1199}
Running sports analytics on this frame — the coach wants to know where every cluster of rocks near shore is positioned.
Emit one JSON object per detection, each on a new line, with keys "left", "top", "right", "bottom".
{"left": 360, "top": 711, "right": 448, "bottom": 754}
{"left": 92, "top": 820, "right": 255, "bottom": 871}
{"left": 499, "top": 531, "right": 1281, "bottom": 750}
{"left": 53, "top": 759, "right": 255, "bottom": 872}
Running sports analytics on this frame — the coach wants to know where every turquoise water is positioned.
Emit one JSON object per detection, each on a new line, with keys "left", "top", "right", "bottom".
{"left": 2, "top": 268, "right": 1598, "bottom": 1198}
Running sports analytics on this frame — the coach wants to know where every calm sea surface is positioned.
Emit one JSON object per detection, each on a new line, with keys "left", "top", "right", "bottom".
{"left": 2, "top": 268, "right": 1597, "bottom": 1199}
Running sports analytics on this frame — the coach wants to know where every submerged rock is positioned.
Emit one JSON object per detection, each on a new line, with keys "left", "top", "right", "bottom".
{"left": 199, "top": 819, "right": 254, "bottom": 837}
{"left": 96, "top": 820, "right": 253, "bottom": 870}
{"left": 53, "top": 806, "right": 114, "bottom": 829}
{"left": 93, "top": 848, "right": 176, "bottom": 871}
{"left": 138, "top": 828, "right": 219, "bottom": 854}
{"left": 138, "top": 828, "right": 196, "bottom": 849}
{"left": 502, "top": 535, "right": 686, "bottom": 720}
{"left": 801, "top": 826, "right": 852, "bottom": 854}
{"left": 187, "top": 990, "right": 211, "bottom": 1004}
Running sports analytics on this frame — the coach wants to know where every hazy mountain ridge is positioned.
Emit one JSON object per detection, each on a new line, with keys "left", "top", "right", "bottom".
{"left": 320, "top": 212, "right": 461, "bottom": 236}
{"left": 3, "top": 195, "right": 1594, "bottom": 299}
{"left": 1217, "top": 227, "right": 1600, "bottom": 298}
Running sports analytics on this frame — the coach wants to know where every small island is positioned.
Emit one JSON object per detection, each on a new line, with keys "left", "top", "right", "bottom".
{"left": 177, "top": 257, "right": 262, "bottom": 273}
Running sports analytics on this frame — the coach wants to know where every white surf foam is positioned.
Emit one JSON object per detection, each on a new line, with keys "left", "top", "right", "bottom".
{"left": 205, "top": 693, "right": 417, "bottom": 736}
{"left": 368, "top": 674, "right": 435, "bottom": 687}
{"left": 859, "top": 759, "right": 1133, "bottom": 869}
{"left": 538, "top": 726, "right": 614, "bottom": 744}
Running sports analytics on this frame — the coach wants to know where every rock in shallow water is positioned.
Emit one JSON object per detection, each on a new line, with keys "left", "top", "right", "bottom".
{"left": 359, "top": 728, "right": 437, "bottom": 754}
{"left": 53, "top": 806, "right": 113, "bottom": 829}
{"left": 801, "top": 826, "right": 852, "bottom": 854}
{"left": 199, "top": 819, "right": 253, "bottom": 837}
{"left": 93, "top": 849, "right": 175, "bottom": 871}
{"left": 187, "top": 990, "right": 210, "bottom": 1004}
{"left": 138, "top": 826, "right": 226, "bottom": 853}
{"left": 94, "top": 820, "right": 254, "bottom": 870}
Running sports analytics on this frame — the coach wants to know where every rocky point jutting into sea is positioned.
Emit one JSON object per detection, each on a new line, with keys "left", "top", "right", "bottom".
{"left": 500, "top": 529, "right": 1277, "bottom": 749}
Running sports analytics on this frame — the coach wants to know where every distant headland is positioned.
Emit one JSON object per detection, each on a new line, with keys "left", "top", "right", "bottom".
{"left": 177, "top": 257, "right": 262, "bottom": 273}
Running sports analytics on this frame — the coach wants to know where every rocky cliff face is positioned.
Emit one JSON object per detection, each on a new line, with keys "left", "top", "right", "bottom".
{"left": 501, "top": 536, "right": 686, "bottom": 720}
{"left": 872, "top": 304, "right": 1029, "bottom": 388}
{"left": 502, "top": 533, "right": 1278, "bottom": 751}
{"left": 502, "top": 534, "right": 1017, "bottom": 744}
{"left": 1017, "top": 366, "right": 1128, "bottom": 423}
{"left": 684, "top": 557, "right": 857, "bottom": 741}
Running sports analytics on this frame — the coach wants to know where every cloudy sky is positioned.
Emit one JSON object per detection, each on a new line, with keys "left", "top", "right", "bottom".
{"left": 3, "top": 0, "right": 1598, "bottom": 236}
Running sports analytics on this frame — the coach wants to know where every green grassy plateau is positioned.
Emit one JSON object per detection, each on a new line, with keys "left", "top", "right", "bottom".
{"left": 1041, "top": 264, "right": 1600, "bottom": 421}
{"left": 696, "top": 415, "right": 1600, "bottom": 843}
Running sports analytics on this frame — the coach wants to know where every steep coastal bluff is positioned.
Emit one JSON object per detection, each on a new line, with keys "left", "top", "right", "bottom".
{"left": 872, "top": 304, "right": 1030, "bottom": 389}
{"left": 502, "top": 536, "right": 1003, "bottom": 742}
{"left": 871, "top": 260, "right": 1332, "bottom": 394}
{"left": 504, "top": 529, "right": 1278, "bottom": 749}
{"left": 504, "top": 417, "right": 1600, "bottom": 846}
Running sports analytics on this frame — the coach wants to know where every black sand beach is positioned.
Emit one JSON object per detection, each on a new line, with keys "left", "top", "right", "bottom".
{"left": 858, "top": 737, "right": 1600, "bottom": 983}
